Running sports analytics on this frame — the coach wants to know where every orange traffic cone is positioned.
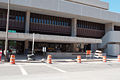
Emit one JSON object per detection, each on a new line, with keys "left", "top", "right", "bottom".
{"left": 103, "top": 56, "right": 107, "bottom": 62}
{"left": 10, "top": 55, "right": 15, "bottom": 64}
{"left": 47, "top": 55, "right": 52, "bottom": 64}
{"left": 118, "top": 55, "right": 120, "bottom": 62}
{"left": 77, "top": 55, "right": 81, "bottom": 63}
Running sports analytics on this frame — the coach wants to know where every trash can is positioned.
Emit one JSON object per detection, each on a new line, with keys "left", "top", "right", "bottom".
{"left": 27, "top": 54, "right": 35, "bottom": 61}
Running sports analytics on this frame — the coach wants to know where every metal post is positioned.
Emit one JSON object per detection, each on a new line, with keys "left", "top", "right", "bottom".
{"left": 32, "top": 33, "right": 35, "bottom": 55}
{"left": 4, "top": 0, "right": 10, "bottom": 62}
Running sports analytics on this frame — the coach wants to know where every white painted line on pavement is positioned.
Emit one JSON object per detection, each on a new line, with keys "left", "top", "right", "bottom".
{"left": 18, "top": 65, "right": 28, "bottom": 76}
{"left": 58, "top": 63, "right": 77, "bottom": 65}
{"left": 45, "top": 64, "right": 67, "bottom": 73}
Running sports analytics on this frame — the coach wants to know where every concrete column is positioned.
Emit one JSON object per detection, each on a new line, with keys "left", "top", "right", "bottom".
{"left": 24, "top": 40, "right": 29, "bottom": 54}
{"left": 25, "top": 11, "right": 30, "bottom": 33}
{"left": 71, "top": 18, "right": 77, "bottom": 37}
{"left": 71, "top": 18, "right": 77, "bottom": 52}
{"left": 80, "top": 43, "right": 84, "bottom": 52}
{"left": 105, "top": 23, "right": 114, "bottom": 33}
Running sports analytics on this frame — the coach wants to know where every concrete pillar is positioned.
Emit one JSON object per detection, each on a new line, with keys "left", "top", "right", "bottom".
{"left": 105, "top": 23, "right": 114, "bottom": 33}
{"left": 71, "top": 18, "right": 77, "bottom": 52}
{"left": 80, "top": 43, "right": 84, "bottom": 52}
{"left": 24, "top": 40, "right": 29, "bottom": 54}
{"left": 25, "top": 11, "right": 30, "bottom": 33}
{"left": 71, "top": 18, "right": 77, "bottom": 37}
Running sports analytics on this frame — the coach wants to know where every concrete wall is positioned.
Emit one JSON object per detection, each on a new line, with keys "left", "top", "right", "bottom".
{"left": 47, "top": 52, "right": 86, "bottom": 58}
{"left": 101, "top": 30, "right": 120, "bottom": 56}
{"left": 107, "top": 44, "right": 120, "bottom": 56}
{"left": 66, "top": 0, "right": 109, "bottom": 10}
{"left": 0, "top": 0, "right": 120, "bottom": 26}
{"left": 101, "top": 31, "right": 120, "bottom": 48}
{"left": 105, "top": 23, "right": 114, "bottom": 33}
{"left": 100, "top": 24, "right": 120, "bottom": 56}
{"left": 47, "top": 52, "right": 77, "bottom": 59}
{"left": 0, "top": 31, "right": 102, "bottom": 44}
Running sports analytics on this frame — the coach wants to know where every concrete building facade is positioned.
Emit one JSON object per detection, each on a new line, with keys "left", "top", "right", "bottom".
{"left": 0, "top": 0, "right": 120, "bottom": 56}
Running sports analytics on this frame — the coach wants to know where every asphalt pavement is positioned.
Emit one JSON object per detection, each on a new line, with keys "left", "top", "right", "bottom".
{"left": 0, "top": 61, "right": 120, "bottom": 80}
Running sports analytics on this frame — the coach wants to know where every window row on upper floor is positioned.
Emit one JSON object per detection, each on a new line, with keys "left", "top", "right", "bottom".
{"left": 30, "top": 13, "right": 71, "bottom": 27}
{"left": 0, "top": 8, "right": 26, "bottom": 22}
{"left": 0, "top": 14, "right": 25, "bottom": 22}
{"left": 30, "top": 17, "right": 71, "bottom": 27}
{"left": 77, "top": 20, "right": 105, "bottom": 30}
{"left": 0, "top": 8, "right": 106, "bottom": 30}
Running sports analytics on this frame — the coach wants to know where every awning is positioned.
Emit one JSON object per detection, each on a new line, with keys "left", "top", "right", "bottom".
{"left": 0, "top": 31, "right": 102, "bottom": 44}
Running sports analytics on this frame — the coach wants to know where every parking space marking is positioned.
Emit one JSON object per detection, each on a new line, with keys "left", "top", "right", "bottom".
{"left": 18, "top": 65, "right": 28, "bottom": 76}
{"left": 45, "top": 64, "right": 67, "bottom": 73}
{"left": 57, "top": 62, "right": 77, "bottom": 65}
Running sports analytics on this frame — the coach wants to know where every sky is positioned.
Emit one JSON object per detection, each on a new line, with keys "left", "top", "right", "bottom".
{"left": 101, "top": 0, "right": 120, "bottom": 13}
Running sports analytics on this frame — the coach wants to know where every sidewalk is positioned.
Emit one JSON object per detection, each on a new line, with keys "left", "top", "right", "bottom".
{"left": 1, "top": 55, "right": 119, "bottom": 64}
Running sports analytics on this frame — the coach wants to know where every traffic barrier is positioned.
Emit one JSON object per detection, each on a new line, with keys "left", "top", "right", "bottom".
{"left": 103, "top": 56, "right": 107, "bottom": 62}
{"left": 0, "top": 50, "right": 2, "bottom": 63}
{"left": 77, "top": 55, "right": 81, "bottom": 63}
{"left": 10, "top": 55, "right": 15, "bottom": 64}
{"left": 47, "top": 55, "right": 52, "bottom": 64}
{"left": 86, "top": 50, "right": 91, "bottom": 55}
{"left": 118, "top": 55, "right": 120, "bottom": 62}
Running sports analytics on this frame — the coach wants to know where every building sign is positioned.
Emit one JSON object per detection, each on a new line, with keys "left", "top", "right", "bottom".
{"left": 8, "top": 30, "right": 16, "bottom": 33}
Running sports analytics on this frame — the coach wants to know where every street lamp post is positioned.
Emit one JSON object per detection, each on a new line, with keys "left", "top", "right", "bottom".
{"left": 4, "top": 0, "right": 10, "bottom": 62}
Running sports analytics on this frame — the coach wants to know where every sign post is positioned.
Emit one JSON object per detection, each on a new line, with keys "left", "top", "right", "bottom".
{"left": 4, "top": 0, "right": 10, "bottom": 62}
{"left": 32, "top": 33, "right": 35, "bottom": 55}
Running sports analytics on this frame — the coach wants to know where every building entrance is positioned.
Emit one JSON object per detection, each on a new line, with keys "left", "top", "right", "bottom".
{"left": 0, "top": 40, "right": 92, "bottom": 57}
{"left": 28, "top": 42, "right": 92, "bottom": 54}
{"left": 28, "top": 42, "right": 73, "bottom": 56}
